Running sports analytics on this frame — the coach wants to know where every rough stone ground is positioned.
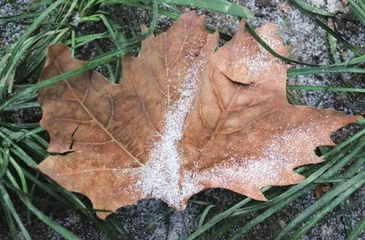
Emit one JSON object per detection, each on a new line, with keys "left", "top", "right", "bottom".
{"left": 0, "top": 0, "right": 364, "bottom": 239}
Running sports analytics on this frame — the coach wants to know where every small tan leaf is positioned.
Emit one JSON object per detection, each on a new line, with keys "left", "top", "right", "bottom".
{"left": 37, "top": 12, "right": 362, "bottom": 219}
{"left": 315, "top": 185, "right": 331, "bottom": 199}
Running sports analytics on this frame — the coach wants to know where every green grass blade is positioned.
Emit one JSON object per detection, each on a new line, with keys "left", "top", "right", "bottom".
{"left": 290, "top": 172, "right": 365, "bottom": 239}
{"left": 0, "top": 195, "right": 18, "bottom": 239}
{"left": 0, "top": 147, "right": 10, "bottom": 180}
{"left": 230, "top": 139, "right": 365, "bottom": 239}
{"left": 5, "top": 172, "right": 80, "bottom": 240}
{"left": 293, "top": 0, "right": 335, "bottom": 17}
{"left": 341, "top": 54, "right": 365, "bottom": 66}
{"left": 287, "top": 66, "right": 365, "bottom": 76}
{"left": 0, "top": 184, "right": 32, "bottom": 240}
{"left": 59, "top": 0, "right": 78, "bottom": 25}
{"left": 0, "top": 131, "right": 38, "bottom": 167}
{"left": 8, "top": 156, "right": 28, "bottom": 193}
{"left": 0, "top": 12, "right": 41, "bottom": 24}
{"left": 190, "top": 129, "right": 365, "bottom": 239}
{"left": 4, "top": 102, "right": 40, "bottom": 111}
{"left": 349, "top": 0, "right": 365, "bottom": 25}
{"left": 274, "top": 140, "right": 365, "bottom": 239}
{"left": 0, "top": 43, "right": 137, "bottom": 111}
{"left": 360, "top": 0, "right": 365, "bottom": 10}
{"left": 198, "top": 205, "right": 215, "bottom": 228}
{"left": 230, "top": 185, "right": 315, "bottom": 240}
{"left": 245, "top": 23, "right": 318, "bottom": 66}
{"left": 24, "top": 0, "right": 52, "bottom": 11}
{"left": 344, "top": 157, "right": 365, "bottom": 178}
{"left": 287, "top": 85, "right": 365, "bottom": 93}
{"left": 105, "top": 0, "right": 254, "bottom": 18}
{"left": 0, "top": 0, "right": 65, "bottom": 95}
{"left": 0, "top": 0, "right": 158, "bottom": 111}
{"left": 290, "top": 0, "right": 362, "bottom": 56}
{"left": 23, "top": 201, "right": 80, "bottom": 239}
{"left": 348, "top": 216, "right": 365, "bottom": 240}
{"left": 159, "top": 0, "right": 254, "bottom": 18}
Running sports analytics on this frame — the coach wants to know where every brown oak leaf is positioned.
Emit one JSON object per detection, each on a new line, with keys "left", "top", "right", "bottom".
{"left": 37, "top": 12, "right": 362, "bottom": 219}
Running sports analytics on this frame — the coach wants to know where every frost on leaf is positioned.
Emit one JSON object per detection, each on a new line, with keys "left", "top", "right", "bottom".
{"left": 37, "top": 12, "right": 362, "bottom": 219}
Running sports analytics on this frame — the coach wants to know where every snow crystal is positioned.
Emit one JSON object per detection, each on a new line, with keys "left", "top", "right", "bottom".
{"left": 138, "top": 54, "right": 204, "bottom": 208}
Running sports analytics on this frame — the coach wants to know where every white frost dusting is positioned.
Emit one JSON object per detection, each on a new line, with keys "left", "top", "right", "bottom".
{"left": 242, "top": 51, "right": 274, "bottom": 75}
{"left": 138, "top": 56, "right": 203, "bottom": 208}
{"left": 197, "top": 126, "right": 322, "bottom": 192}
{"left": 231, "top": 32, "right": 283, "bottom": 79}
{"left": 140, "top": 92, "right": 329, "bottom": 207}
